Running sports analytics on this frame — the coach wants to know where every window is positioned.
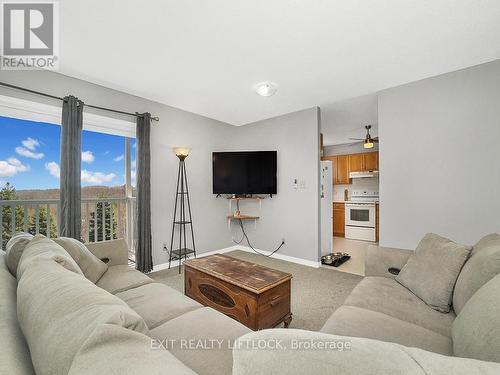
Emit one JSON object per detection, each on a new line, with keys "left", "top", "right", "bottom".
{"left": 0, "top": 114, "right": 136, "bottom": 248}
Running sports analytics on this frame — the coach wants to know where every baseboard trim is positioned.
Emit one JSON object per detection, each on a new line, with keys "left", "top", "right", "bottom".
{"left": 152, "top": 246, "right": 237, "bottom": 272}
{"left": 234, "top": 246, "right": 321, "bottom": 268}
{"left": 152, "top": 245, "right": 320, "bottom": 272}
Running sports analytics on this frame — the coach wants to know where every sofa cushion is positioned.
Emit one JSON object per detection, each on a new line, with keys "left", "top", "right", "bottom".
{"left": 96, "top": 265, "right": 153, "bottom": 294}
{"left": 17, "top": 257, "right": 149, "bottom": 375}
{"left": 321, "top": 305, "right": 452, "bottom": 355}
{"left": 0, "top": 251, "right": 35, "bottom": 375}
{"left": 396, "top": 233, "right": 471, "bottom": 313}
{"left": 116, "top": 282, "right": 202, "bottom": 329}
{"left": 54, "top": 237, "right": 108, "bottom": 283}
{"left": 453, "top": 233, "right": 500, "bottom": 315}
{"left": 452, "top": 273, "right": 500, "bottom": 363}
{"left": 5, "top": 232, "right": 33, "bottom": 276}
{"left": 232, "top": 329, "right": 500, "bottom": 375}
{"left": 17, "top": 234, "right": 83, "bottom": 279}
{"left": 85, "top": 239, "right": 129, "bottom": 267}
{"left": 68, "top": 324, "right": 196, "bottom": 375}
{"left": 345, "top": 276, "right": 455, "bottom": 337}
{"left": 233, "top": 329, "right": 425, "bottom": 375}
{"left": 150, "top": 307, "right": 251, "bottom": 375}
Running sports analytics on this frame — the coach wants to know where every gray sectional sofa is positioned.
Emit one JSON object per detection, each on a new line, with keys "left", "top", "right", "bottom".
{"left": 1, "top": 234, "right": 250, "bottom": 375}
{"left": 1, "top": 232, "right": 500, "bottom": 374}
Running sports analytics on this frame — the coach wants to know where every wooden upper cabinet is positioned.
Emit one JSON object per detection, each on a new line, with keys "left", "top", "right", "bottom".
{"left": 364, "top": 152, "right": 379, "bottom": 171}
{"left": 348, "top": 154, "right": 364, "bottom": 172}
{"left": 349, "top": 152, "right": 379, "bottom": 172}
{"left": 335, "top": 155, "right": 350, "bottom": 184}
{"left": 322, "top": 152, "right": 378, "bottom": 185}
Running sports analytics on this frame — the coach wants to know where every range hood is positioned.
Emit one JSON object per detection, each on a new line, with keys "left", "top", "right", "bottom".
{"left": 349, "top": 171, "right": 379, "bottom": 178}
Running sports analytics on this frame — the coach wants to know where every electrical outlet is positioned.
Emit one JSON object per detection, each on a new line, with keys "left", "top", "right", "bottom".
{"left": 162, "top": 243, "right": 168, "bottom": 252}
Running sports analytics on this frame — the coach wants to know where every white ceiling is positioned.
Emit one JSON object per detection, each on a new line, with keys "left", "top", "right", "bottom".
{"left": 59, "top": 1, "right": 500, "bottom": 129}
{"left": 321, "top": 94, "right": 378, "bottom": 145}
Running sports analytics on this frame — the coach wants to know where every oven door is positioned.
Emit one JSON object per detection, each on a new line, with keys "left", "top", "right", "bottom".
{"left": 345, "top": 203, "right": 375, "bottom": 228}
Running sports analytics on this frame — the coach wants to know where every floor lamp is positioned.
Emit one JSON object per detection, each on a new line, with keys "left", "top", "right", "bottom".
{"left": 168, "top": 147, "right": 196, "bottom": 273}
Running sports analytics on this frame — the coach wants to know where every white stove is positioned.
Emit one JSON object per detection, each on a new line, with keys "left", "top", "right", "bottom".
{"left": 345, "top": 190, "right": 379, "bottom": 242}
{"left": 349, "top": 189, "right": 379, "bottom": 203}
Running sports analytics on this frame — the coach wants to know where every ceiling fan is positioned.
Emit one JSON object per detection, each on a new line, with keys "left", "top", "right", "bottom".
{"left": 349, "top": 125, "right": 379, "bottom": 149}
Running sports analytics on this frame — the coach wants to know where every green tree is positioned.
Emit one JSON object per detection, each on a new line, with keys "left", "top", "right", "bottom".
{"left": 1, "top": 182, "right": 25, "bottom": 249}
{"left": 28, "top": 205, "right": 57, "bottom": 239}
{"left": 1, "top": 182, "right": 57, "bottom": 249}
{"left": 88, "top": 200, "right": 118, "bottom": 242}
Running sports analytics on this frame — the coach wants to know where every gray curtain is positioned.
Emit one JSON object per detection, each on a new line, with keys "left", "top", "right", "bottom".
{"left": 135, "top": 113, "right": 153, "bottom": 273}
{"left": 59, "top": 96, "right": 83, "bottom": 240}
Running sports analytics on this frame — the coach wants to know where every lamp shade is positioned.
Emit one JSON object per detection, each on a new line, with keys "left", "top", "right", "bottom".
{"left": 363, "top": 141, "right": 374, "bottom": 149}
{"left": 173, "top": 147, "right": 191, "bottom": 157}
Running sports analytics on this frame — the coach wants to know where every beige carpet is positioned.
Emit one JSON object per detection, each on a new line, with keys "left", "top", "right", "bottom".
{"left": 150, "top": 250, "right": 362, "bottom": 331}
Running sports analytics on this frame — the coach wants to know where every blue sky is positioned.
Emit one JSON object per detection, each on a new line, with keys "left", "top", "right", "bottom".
{"left": 0, "top": 116, "right": 135, "bottom": 190}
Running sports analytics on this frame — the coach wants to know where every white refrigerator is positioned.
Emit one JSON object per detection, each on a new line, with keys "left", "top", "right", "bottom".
{"left": 320, "top": 160, "right": 333, "bottom": 256}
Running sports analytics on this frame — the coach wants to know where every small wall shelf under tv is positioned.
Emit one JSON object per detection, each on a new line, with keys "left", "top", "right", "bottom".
{"left": 227, "top": 198, "right": 261, "bottom": 229}
{"left": 227, "top": 214, "right": 260, "bottom": 220}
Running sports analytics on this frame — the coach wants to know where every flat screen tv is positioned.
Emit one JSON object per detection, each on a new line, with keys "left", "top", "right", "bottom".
{"left": 212, "top": 151, "right": 277, "bottom": 195}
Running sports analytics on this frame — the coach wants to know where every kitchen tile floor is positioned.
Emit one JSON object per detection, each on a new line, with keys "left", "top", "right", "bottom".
{"left": 321, "top": 237, "right": 375, "bottom": 276}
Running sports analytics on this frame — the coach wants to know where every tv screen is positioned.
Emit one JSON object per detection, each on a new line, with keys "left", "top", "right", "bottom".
{"left": 212, "top": 151, "right": 277, "bottom": 195}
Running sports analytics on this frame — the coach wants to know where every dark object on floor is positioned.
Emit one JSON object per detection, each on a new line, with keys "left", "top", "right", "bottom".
{"left": 321, "top": 252, "right": 351, "bottom": 267}
{"left": 388, "top": 267, "right": 401, "bottom": 275}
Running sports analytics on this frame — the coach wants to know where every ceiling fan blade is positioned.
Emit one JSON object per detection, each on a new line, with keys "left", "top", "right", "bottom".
{"left": 348, "top": 138, "right": 364, "bottom": 141}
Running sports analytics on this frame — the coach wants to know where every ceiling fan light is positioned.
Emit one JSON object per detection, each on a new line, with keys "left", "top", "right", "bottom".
{"left": 364, "top": 140, "right": 374, "bottom": 149}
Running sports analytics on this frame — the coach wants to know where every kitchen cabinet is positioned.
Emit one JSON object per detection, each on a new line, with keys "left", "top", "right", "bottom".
{"left": 322, "top": 152, "right": 378, "bottom": 184}
{"left": 349, "top": 152, "right": 378, "bottom": 172}
{"left": 335, "top": 155, "right": 350, "bottom": 184}
{"left": 321, "top": 156, "right": 350, "bottom": 185}
{"left": 333, "top": 202, "right": 345, "bottom": 237}
{"left": 364, "top": 152, "right": 379, "bottom": 171}
{"left": 348, "top": 153, "right": 364, "bottom": 172}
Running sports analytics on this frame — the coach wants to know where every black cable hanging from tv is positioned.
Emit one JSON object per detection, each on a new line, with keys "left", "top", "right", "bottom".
{"left": 235, "top": 200, "right": 284, "bottom": 257}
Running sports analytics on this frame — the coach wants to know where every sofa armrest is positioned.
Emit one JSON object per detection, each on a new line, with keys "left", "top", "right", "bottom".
{"left": 232, "top": 329, "right": 500, "bottom": 375}
{"left": 365, "top": 245, "right": 412, "bottom": 279}
{"left": 85, "top": 239, "right": 129, "bottom": 266}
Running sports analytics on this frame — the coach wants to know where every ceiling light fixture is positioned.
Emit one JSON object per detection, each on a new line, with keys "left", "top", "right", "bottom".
{"left": 363, "top": 140, "right": 374, "bottom": 149}
{"left": 254, "top": 82, "right": 278, "bottom": 97}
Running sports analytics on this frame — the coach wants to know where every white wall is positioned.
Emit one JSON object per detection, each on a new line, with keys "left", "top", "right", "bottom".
{"left": 228, "top": 108, "right": 321, "bottom": 263}
{"left": 378, "top": 59, "right": 500, "bottom": 249}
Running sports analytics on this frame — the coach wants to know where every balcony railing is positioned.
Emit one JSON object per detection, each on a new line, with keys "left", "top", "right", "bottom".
{"left": 0, "top": 197, "right": 136, "bottom": 252}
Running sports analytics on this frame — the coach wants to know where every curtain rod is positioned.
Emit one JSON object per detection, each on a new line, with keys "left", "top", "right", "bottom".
{"left": 0, "top": 81, "right": 159, "bottom": 121}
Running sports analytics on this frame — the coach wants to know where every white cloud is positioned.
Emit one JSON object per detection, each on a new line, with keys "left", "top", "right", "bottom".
{"left": 81, "top": 170, "right": 116, "bottom": 185}
{"left": 0, "top": 157, "right": 29, "bottom": 177}
{"left": 45, "top": 161, "right": 60, "bottom": 178}
{"left": 45, "top": 161, "right": 116, "bottom": 185}
{"left": 21, "top": 137, "right": 40, "bottom": 151}
{"left": 15, "top": 146, "right": 44, "bottom": 159}
{"left": 113, "top": 154, "right": 124, "bottom": 162}
{"left": 81, "top": 151, "right": 95, "bottom": 163}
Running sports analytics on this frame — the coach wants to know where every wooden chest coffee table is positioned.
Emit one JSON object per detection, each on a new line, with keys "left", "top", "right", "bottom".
{"left": 184, "top": 254, "right": 292, "bottom": 330}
